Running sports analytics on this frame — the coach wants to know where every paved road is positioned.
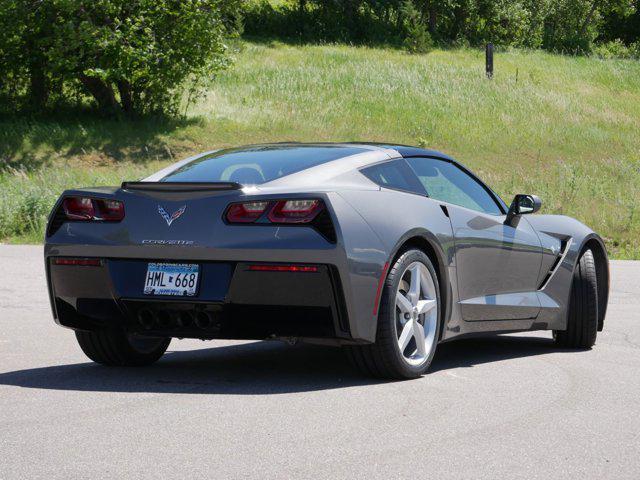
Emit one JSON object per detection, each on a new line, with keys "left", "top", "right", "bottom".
{"left": 0, "top": 245, "right": 639, "bottom": 479}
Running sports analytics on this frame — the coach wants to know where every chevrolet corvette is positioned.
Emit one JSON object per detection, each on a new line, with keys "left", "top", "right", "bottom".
{"left": 44, "top": 143, "right": 609, "bottom": 378}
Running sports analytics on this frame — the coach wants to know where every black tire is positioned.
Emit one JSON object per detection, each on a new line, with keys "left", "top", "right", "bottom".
{"left": 75, "top": 329, "right": 170, "bottom": 366}
{"left": 345, "top": 249, "right": 441, "bottom": 379}
{"left": 554, "top": 249, "right": 598, "bottom": 348}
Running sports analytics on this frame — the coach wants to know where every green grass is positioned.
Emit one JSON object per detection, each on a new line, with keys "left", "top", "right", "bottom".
{"left": 1, "top": 41, "right": 639, "bottom": 257}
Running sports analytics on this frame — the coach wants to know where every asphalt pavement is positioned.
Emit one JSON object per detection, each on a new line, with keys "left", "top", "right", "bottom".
{"left": 1, "top": 245, "right": 639, "bottom": 479}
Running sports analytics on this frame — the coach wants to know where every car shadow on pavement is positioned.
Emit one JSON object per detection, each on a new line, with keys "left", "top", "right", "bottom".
{"left": 0, "top": 334, "right": 564, "bottom": 395}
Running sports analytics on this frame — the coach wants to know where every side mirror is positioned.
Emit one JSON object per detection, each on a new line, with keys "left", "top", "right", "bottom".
{"left": 506, "top": 194, "right": 541, "bottom": 224}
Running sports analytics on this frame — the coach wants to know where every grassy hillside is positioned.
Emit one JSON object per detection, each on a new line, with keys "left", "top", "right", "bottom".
{"left": 1, "top": 42, "right": 639, "bottom": 257}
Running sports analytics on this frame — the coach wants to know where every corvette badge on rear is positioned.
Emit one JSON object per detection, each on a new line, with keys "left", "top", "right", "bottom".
{"left": 144, "top": 263, "right": 199, "bottom": 296}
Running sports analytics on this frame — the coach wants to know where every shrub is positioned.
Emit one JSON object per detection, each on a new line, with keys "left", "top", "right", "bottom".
{"left": 467, "top": 0, "right": 533, "bottom": 48}
{"left": 400, "top": 1, "right": 434, "bottom": 54}
{"left": 0, "top": 0, "right": 240, "bottom": 116}
{"left": 593, "top": 39, "right": 639, "bottom": 59}
{"left": 543, "top": 0, "right": 602, "bottom": 53}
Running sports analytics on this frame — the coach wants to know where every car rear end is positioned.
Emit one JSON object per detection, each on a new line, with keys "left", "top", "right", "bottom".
{"left": 45, "top": 181, "right": 353, "bottom": 344}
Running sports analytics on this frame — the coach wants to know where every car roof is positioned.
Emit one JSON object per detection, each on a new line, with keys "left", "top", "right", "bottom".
{"left": 343, "top": 142, "right": 455, "bottom": 161}
{"left": 145, "top": 142, "right": 459, "bottom": 184}
{"left": 246, "top": 142, "right": 455, "bottom": 162}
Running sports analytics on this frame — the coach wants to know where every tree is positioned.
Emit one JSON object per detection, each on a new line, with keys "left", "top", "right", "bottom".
{"left": 400, "top": 1, "right": 434, "bottom": 52}
{"left": 0, "top": 0, "right": 240, "bottom": 116}
{"left": 543, "top": 0, "right": 632, "bottom": 52}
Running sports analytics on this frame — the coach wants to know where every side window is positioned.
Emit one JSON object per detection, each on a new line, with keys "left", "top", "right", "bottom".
{"left": 405, "top": 157, "right": 503, "bottom": 215}
{"left": 361, "top": 160, "right": 426, "bottom": 196}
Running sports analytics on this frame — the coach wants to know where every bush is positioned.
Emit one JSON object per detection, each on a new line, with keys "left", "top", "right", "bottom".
{"left": 242, "top": 1, "right": 639, "bottom": 55}
{"left": 0, "top": 171, "right": 54, "bottom": 240}
{"left": 593, "top": 39, "right": 639, "bottom": 59}
{"left": 0, "top": 0, "right": 240, "bottom": 116}
{"left": 543, "top": 0, "right": 601, "bottom": 53}
{"left": 400, "top": 1, "right": 434, "bottom": 54}
{"left": 243, "top": 1, "right": 301, "bottom": 40}
{"left": 243, "top": 0, "right": 403, "bottom": 45}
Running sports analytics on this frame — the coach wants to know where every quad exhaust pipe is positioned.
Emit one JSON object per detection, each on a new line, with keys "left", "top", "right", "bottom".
{"left": 137, "top": 309, "right": 156, "bottom": 330}
{"left": 136, "top": 308, "right": 215, "bottom": 330}
{"left": 194, "top": 311, "right": 213, "bottom": 329}
{"left": 176, "top": 310, "right": 194, "bottom": 327}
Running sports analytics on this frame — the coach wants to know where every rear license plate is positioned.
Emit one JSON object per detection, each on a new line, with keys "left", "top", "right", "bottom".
{"left": 144, "top": 263, "right": 199, "bottom": 296}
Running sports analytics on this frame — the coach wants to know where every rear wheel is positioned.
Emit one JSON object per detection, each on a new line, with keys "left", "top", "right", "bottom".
{"left": 346, "top": 249, "right": 440, "bottom": 379}
{"left": 553, "top": 249, "right": 598, "bottom": 348}
{"left": 75, "top": 329, "right": 170, "bottom": 366}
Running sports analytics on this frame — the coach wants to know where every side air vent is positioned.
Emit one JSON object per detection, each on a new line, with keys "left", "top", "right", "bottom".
{"left": 538, "top": 238, "right": 572, "bottom": 290}
{"left": 312, "top": 208, "right": 337, "bottom": 243}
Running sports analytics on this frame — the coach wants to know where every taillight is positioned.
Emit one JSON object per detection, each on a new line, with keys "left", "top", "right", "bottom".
{"left": 225, "top": 201, "right": 269, "bottom": 223}
{"left": 53, "top": 257, "right": 102, "bottom": 266}
{"left": 267, "top": 199, "right": 323, "bottom": 224}
{"left": 248, "top": 264, "right": 319, "bottom": 272}
{"left": 225, "top": 198, "right": 325, "bottom": 225}
{"left": 62, "top": 197, "right": 125, "bottom": 222}
{"left": 95, "top": 199, "right": 125, "bottom": 221}
{"left": 63, "top": 197, "right": 94, "bottom": 220}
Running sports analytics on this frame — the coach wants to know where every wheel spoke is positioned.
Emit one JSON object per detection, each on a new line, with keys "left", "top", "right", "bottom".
{"left": 394, "top": 260, "right": 438, "bottom": 365}
{"left": 398, "top": 320, "right": 413, "bottom": 352}
{"left": 416, "top": 299, "right": 436, "bottom": 315}
{"left": 413, "top": 319, "right": 426, "bottom": 356}
{"left": 408, "top": 264, "right": 421, "bottom": 305}
{"left": 396, "top": 292, "right": 412, "bottom": 314}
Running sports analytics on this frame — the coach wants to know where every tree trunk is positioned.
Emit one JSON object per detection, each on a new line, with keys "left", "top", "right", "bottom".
{"left": 117, "top": 80, "right": 134, "bottom": 115}
{"left": 79, "top": 75, "right": 120, "bottom": 114}
{"left": 428, "top": 2, "right": 437, "bottom": 35}
{"left": 580, "top": 0, "right": 600, "bottom": 38}
{"left": 452, "top": 1, "right": 469, "bottom": 40}
{"left": 28, "top": 63, "right": 49, "bottom": 109}
{"left": 298, "top": 0, "right": 306, "bottom": 37}
{"left": 344, "top": 0, "right": 360, "bottom": 40}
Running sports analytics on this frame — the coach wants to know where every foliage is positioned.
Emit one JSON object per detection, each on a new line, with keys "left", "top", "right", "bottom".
{"left": 3, "top": 42, "right": 640, "bottom": 258}
{"left": 542, "top": 0, "right": 600, "bottom": 53}
{"left": 0, "top": 0, "right": 241, "bottom": 116}
{"left": 400, "top": 1, "right": 434, "bottom": 53}
{"left": 592, "top": 39, "right": 640, "bottom": 59}
{"left": 243, "top": 0, "right": 639, "bottom": 55}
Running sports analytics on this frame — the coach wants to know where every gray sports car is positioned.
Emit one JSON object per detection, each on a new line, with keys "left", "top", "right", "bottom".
{"left": 44, "top": 143, "right": 609, "bottom": 379}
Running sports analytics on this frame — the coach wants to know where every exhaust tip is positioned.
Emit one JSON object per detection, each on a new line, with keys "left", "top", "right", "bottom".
{"left": 156, "top": 310, "right": 173, "bottom": 328}
{"left": 194, "top": 311, "right": 212, "bottom": 329}
{"left": 137, "top": 309, "right": 156, "bottom": 330}
{"left": 176, "top": 310, "right": 194, "bottom": 327}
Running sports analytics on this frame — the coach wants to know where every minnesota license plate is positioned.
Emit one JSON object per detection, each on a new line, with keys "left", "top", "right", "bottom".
{"left": 144, "top": 263, "right": 199, "bottom": 296}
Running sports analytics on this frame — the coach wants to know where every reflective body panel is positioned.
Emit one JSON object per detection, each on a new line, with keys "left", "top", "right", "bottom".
{"left": 44, "top": 143, "right": 609, "bottom": 345}
{"left": 447, "top": 206, "right": 543, "bottom": 320}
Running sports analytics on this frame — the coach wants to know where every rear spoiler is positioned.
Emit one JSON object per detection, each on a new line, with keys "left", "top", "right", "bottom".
{"left": 121, "top": 182, "right": 241, "bottom": 192}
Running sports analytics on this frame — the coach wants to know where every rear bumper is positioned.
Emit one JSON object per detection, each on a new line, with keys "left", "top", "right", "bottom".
{"left": 47, "top": 257, "right": 352, "bottom": 342}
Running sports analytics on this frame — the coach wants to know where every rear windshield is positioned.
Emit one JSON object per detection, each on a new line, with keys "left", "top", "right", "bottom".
{"left": 160, "top": 145, "right": 365, "bottom": 185}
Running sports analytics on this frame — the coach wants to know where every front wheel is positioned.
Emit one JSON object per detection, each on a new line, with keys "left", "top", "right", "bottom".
{"left": 346, "top": 249, "right": 441, "bottom": 379}
{"left": 553, "top": 249, "right": 599, "bottom": 348}
{"left": 75, "top": 329, "right": 170, "bottom": 366}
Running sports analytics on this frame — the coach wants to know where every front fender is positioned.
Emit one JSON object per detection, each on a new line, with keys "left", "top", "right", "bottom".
{"left": 526, "top": 214, "right": 609, "bottom": 332}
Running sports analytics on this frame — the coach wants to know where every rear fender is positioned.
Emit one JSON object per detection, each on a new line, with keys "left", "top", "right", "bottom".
{"left": 385, "top": 229, "right": 454, "bottom": 342}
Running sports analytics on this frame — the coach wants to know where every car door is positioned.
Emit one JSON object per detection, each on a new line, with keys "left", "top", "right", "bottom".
{"left": 405, "top": 157, "right": 543, "bottom": 321}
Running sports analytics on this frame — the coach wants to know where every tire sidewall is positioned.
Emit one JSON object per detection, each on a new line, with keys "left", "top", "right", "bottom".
{"left": 554, "top": 249, "right": 599, "bottom": 348}
{"left": 119, "top": 331, "right": 171, "bottom": 364}
{"left": 379, "top": 249, "right": 441, "bottom": 377}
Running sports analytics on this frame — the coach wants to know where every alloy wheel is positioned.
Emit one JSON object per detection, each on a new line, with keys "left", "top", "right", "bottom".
{"left": 395, "top": 261, "right": 438, "bottom": 366}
